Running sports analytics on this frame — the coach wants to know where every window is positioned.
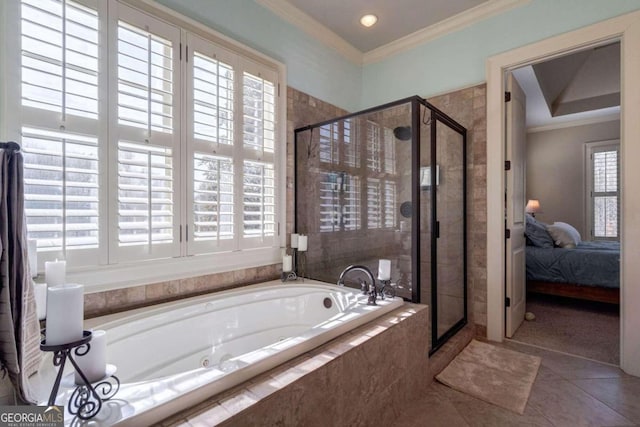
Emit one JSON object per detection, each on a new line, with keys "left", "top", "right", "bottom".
{"left": 8, "top": 0, "right": 284, "bottom": 277}
{"left": 586, "top": 140, "right": 619, "bottom": 240}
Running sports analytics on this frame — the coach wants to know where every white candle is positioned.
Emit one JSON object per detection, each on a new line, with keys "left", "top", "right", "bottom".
{"left": 34, "top": 282, "right": 47, "bottom": 320}
{"left": 75, "top": 330, "right": 107, "bottom": 384}
{"left": 46, "top": 284, "right": 84, "bottom": 345}
{"left": 291, "top": 233, "right": 299, "bottom": 249}
{"left": 45, "top": 259, "right": 66, "bottom": 287}
{"left": 282, "top": 255, "right": 293, "bottom": 272}
{"left": 27, "top": 239, "right": 38, "bottom": 278}
{"left": 378, "top": 259, "right": 391, "bottom": 281}
{"left": 298, "top": 235, "right": 308, "bottom": 252}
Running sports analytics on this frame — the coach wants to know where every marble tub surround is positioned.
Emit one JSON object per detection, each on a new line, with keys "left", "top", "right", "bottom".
{"left": 84, "top": 264, "right": 279, "bottom": 318}
{"left": 159, "top": 304, "right": 430, "bottom": 427}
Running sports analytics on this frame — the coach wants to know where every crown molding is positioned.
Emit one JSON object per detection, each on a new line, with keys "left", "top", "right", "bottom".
{"left": 363, "top": 0, "right": 531, "bottom": 64}
{"left": 255, "top": 0, "right": 363, "bottom": 64}
{"left": 527, "top": 111, "right": 620, "bottom": 133}
{"left": 256, "top": 0, "right": 530, "bottom": 66}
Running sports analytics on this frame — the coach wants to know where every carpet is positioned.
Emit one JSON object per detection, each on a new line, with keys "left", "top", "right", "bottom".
{"left": 512, "top": 293, "right": 619, "bottom": 365}
{"left": 435, "top": 339, "right": 541, "bottom": 414}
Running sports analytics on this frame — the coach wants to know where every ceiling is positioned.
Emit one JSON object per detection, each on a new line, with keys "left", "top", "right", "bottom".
{"left": 512, "top": 42, "right": 620, "bottom": 130}
{"left": 284, "top": 0, "right": 489, "bottom": 52}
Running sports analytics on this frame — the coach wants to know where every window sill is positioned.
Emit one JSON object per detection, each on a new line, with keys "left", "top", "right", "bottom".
{"left": 47, "top": 247, "right": 282, "bottom": 293}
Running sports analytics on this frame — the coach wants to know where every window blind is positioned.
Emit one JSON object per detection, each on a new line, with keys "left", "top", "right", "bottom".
{"left": 592, "top": 149, "right": 618, "bottom": 238}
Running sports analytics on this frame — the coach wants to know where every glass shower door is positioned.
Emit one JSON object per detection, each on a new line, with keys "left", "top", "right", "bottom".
{"left": 434, "top": 117, "right": 467, "bottom": 348}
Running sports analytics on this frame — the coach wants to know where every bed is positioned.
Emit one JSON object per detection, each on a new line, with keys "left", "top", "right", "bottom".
{"left": 525, "top": 215, "right": 620, "bottom": 304}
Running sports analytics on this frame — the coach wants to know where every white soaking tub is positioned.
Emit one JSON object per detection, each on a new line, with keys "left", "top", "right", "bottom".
{"left": 34, "top": 279, "right": 403, "bottom": 426}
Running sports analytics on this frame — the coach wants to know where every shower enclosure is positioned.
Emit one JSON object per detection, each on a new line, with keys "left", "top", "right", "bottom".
{"left": 294, "top": 96, "right": 467, "bottom": 353}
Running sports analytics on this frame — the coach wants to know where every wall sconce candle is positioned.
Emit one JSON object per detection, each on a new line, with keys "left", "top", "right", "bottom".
{"left": 291, "top": 233, "right": 299, "bottom": 248}
{"left": 45, "top": 283, "right": 84, "bottom": 345}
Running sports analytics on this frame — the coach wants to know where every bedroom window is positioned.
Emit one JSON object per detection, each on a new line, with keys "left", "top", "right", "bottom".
{"left": 586, "top": 140, "right": 619, "bottom": 240}
{"left": 6, "top": 0, "right": 284, "bottom": 279}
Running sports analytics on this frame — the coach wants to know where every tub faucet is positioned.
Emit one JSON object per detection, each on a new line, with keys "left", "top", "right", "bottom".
{"left": 337, "top": 265, "right": 378, "bottom": 306}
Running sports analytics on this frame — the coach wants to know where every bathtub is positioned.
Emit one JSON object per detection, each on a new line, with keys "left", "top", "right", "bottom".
{"left": 34, "top": 279, "right": 403, "bottom": 426}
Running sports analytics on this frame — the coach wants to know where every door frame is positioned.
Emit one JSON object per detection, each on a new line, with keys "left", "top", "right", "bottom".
{"left": 486, "top": 10, "right": 640, "bottom": 376}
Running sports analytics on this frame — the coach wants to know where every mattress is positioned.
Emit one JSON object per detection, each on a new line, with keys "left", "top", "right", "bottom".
{"left": 526, "top": 241, "right": 620, "bottom": 289}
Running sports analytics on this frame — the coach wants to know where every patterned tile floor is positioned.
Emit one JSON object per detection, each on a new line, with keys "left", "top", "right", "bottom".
{"left": 392, "top": 340, "right": 640, "bottom": 427}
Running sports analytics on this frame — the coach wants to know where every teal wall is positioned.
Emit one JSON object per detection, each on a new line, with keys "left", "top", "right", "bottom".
{"left": 155, "top": 0, "right": 362, "bottom": 112}
{"left": 362, "top": 0, "right": 640, "bottom": 108}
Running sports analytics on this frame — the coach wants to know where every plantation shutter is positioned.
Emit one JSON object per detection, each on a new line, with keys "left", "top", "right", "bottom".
{"left": 592, "top": 147, "right": 619, "bottom": 238}
{"left": 239, "top": 61, "right": 278, "bottom": 249}
{"left": 111, "top": 3, "right": 181, "bottom": 262}
{"left": 186, "top": 34, "right": 237, "bottom": 254}
{"left": 20, "top": 0, "right": 103, "bottom": 266}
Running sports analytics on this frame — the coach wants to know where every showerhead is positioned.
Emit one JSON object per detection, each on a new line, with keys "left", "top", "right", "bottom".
{"left": 393, "top": 126, "right": 412, "bottom": 141}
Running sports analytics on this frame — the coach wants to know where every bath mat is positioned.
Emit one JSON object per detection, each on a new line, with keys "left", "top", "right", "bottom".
{"left": 435, "top": 339, "right": 541, "bottom": 414}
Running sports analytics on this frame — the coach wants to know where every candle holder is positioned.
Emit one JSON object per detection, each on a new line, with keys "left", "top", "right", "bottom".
{"left": 298, "top": 251, "right": 306, "bottom": 281}
{"left": 377, "top": 279, "right": 396, "bottom": 300}
{"left": 282, "top": 247, "right": 298, "bottom": 282}
{"left": 281, "top": 270, "right": 298, "bottom": 282}
{"left": 40, "top": 330, "right": 120, "bottom": 421}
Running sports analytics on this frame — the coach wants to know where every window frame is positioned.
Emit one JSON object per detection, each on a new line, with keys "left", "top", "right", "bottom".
{"left": 585, "top": 139, "right": 620, "bottom": 241}
{"left": 2, "top": 0, "right": 287, "bottom": 290}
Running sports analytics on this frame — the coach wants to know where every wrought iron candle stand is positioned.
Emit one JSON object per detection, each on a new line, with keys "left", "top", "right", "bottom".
{"left": 40, "top": 330, "right": 120, "bottom": 420}
{"left": 281, "top": 248, "right": 298, "bottom": 282}
{"left": 298, "top": 251, "right": 306, "bottom": 281}
{"left": 377, "top": 279, "right": 396, "bottom": 300}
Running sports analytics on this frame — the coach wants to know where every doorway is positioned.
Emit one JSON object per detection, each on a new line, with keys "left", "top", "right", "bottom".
{"left": 486, "top": 10, "right": 640, "bottom": 377}
{"left": 505, "top": 44, "right": 621, "bottom": 364}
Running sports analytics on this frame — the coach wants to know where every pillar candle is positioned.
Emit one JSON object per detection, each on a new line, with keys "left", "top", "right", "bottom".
{"left": 46, "top": 284, "right": 84, "bottom": 345}
{"left": 45, "top": 259, "right": 66, "bottom": 287}
{"left": 378, "top": 259, "right": 391, "bottom": 281}
{"left": 298, "top": 235, "right": 308, "bottom": 252}
{"left": 27, "top": 239, "right": 38, "bottom": 278}
{"left": 291, "top": 233, "right": 299, "bottom": 249}
{"left": 282, "top": 255, "right": 293, "bottom": 272}
{"left": 34, "top": 282, "right": 47, "bottom": 320}
{"left": 75, "top": 330, "right": 107, "bottom": 384}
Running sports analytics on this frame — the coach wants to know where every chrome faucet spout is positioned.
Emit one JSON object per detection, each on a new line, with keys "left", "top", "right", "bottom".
{"left": 337, "top": 265, "right": 378, "bottom": 305}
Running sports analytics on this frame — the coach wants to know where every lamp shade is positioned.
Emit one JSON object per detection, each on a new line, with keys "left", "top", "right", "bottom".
{"left": 525, "top": 199, "right": 542, "bottom": 214}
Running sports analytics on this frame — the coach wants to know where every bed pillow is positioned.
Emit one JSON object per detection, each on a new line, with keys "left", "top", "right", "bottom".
{"left": 546, "top": 222, "right": 581, "bottom": 248}
{"left": 525, "top": 214, "right": 554, "bottom": 248}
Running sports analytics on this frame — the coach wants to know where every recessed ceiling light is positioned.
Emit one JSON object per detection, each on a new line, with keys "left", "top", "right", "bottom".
{"left": 360, "top": 14, "right": 378, "bottom": 28}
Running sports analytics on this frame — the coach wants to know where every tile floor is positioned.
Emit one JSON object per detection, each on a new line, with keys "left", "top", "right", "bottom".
{"left": 392, "top": 340, "right": 640, "bottom": 427}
